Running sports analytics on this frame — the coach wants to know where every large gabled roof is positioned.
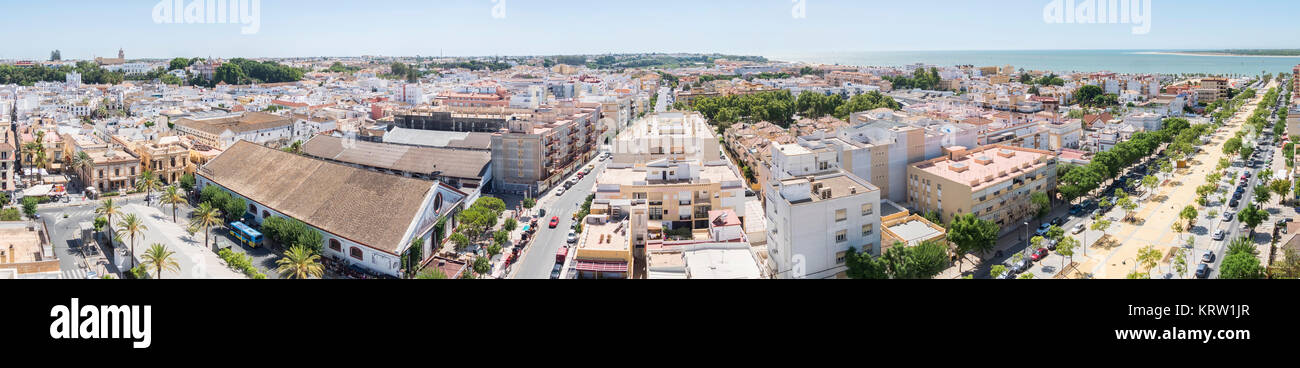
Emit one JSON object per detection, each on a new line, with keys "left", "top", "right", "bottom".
{"left": 198, "top": 141, "right": 444, "bottom": 254}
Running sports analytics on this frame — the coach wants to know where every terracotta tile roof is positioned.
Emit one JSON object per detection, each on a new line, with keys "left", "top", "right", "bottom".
{"left": 198, "top": 141, "right": 437, "bottom": 254}
{"left": 301, "top": 135, "right": 490, "bottom": 180}
{"left": 174, "top": 112, "right": 293, "bottom": 136}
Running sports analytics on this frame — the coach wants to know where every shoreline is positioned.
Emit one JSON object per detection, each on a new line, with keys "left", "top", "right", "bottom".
{"left": 1134, "top": 51, "right": 1300, "bottom": 58}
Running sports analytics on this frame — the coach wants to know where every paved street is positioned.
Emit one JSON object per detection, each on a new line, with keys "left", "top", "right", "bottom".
{"left": 655, "top": 86, "right": 672, "bottom": 112}
{"left": 511, "top": 155, "right": 610, "bottom": 279}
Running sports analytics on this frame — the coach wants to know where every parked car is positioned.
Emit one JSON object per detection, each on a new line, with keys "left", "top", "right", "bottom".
{"left": 566, "top": 230, "right": 578, "bottom": 244}
{"left": 1072, "top": 223, "right": 1086, "bottom": 234}
{"left": 1031, "top": 248, "right": 1049, "bottom": 261}
{"left": 1212, "top": 229, "right": 1226, "bottom": 241}
{"left": 1045, "top": 239, "right": 1058, "bottom": 251}
{"left": 550, "top": 263, "right": 563, "bottom": 279}
{"left": 1035, "top": 223, "right": 1052, "bottom": 236}
{"left": 1195, "top": 264, "right": 1210, "bottom": 279}
{"left": 1069, "top": 205, "right": 1084, "bottom": 216}
{"left": 1202, "top": 252, "right": 1216, "bottom": 263}
{"left": 1051, "top": 217, "right": 1066, "bottom": 226}
{"left": 555, "top": 187, "right": 566, "bottom": 196}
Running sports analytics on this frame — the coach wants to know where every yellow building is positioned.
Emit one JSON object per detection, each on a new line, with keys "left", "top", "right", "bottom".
{"left": 594, "top": 160, "right": 747, "bottom": 232}
{"left": 115, "top": 135, "right": 194, "bottom": 185}
{"left": 907, "top": 145, "right": 1057, "bottom": 227}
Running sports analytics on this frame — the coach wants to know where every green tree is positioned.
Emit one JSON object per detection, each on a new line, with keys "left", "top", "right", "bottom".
{"left": 190, "top": 202, "right": 223, "bottom": 249}
{"left": 1221, "top": 240, "right": 1264, "bottom": 280}
{"left": 1254, "top": 185, "right": 1273, "bottom": 204}
{"left": 1237, "top": 203, "right": 1269, "bottom": 236}
{"left": 160, "top": 186, "right": 186, "bottom": 223}
{"left": 1057, "top": 236, "right": 1079, "bottom": 269}
{"left": 21, "top": 197, "right": 38, "bottom": 219}
{"left": 115, "top": 214, "right": 148, "bottom": 270}
{"left": 1180, "top": 206, "right": 1198, "bottom": 230}
{"left": 417, "top": 268, "right": 449, "bottom": 279}
{"left": 450, "top": 233, "right": 472, "bottom": 251}
{"left": 1269, "top": 248, "right": 1300, "bottom": 279}
{"left": 880, "top": 240, "right": 949, "bottom": 279}
{"left": 1030, "top": 192, "right": 1051, "bottom": 219}
{"left": 947, "top": 214, "right": 999, "bottom": 272}
{"left": 1136, "top": 245, "right": 1162, "bottom": 275}
{"left": 141, "top": 243, "right": 181, "bottom": 279}
{"left": 845, "top": 247, "right": 888, "bottom": 279}
{"left": 276, "top": 245, "right": 324, "bottom": 279}
{"left": 94, "top": 199, "right": 120, "bottom": 246}
{"left": 990, "top": 265, "right": 1008, "bottom": 279}
{"left": 1171, "top": 247, "right": 1189, "bottom": 279}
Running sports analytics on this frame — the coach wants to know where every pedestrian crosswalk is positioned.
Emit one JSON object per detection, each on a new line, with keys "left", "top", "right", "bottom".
{"left": 60, "top": 268, "right": 96, "bottom": 279}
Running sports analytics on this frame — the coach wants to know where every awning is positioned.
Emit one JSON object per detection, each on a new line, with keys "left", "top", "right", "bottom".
{"left": 574, "top": 260, "right": 628, "bottom": 273}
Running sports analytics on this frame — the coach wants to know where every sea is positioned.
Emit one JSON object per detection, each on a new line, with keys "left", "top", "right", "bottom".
{"left": 764, "top": 50, "right": 1300, "bottom": 76}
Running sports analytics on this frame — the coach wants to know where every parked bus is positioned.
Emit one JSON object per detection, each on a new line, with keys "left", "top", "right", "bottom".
{"left": 229, "top": 222, "right": 264, "bottom": 248}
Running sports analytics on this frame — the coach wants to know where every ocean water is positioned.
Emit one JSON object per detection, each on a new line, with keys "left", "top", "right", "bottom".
{"left": 765, "top": 50, "right": 1300, "bottom": 76}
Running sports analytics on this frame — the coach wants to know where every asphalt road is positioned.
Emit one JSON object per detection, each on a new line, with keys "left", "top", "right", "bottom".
{"left": 511, "top": 157, "right": 609, "bottom": 279}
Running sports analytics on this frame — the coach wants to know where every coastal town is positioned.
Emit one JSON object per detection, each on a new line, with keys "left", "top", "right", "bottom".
{"left": 2, "top": 52, "right": 1298, "bottom": 280}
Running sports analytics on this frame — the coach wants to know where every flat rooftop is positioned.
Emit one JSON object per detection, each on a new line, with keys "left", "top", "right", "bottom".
{"left": 778, "top": 171, "right": 879, "bottom": 203}
{"left": 683, "top": 246, "right": 762, "bottom": 279}
{"left": 579, "top": 220, "right": 630, "bottom": 252}
{"left": 888, "top": 220, "right": 945, "bottom": 246}
{"left": 913, "top": 145, "right": 1052, "bottom": 190}
{"left": 598, "top": 163, "right": 740, "bottom": 187}
{"left": 0, "top": 222, "right": 51, "bottom": 264}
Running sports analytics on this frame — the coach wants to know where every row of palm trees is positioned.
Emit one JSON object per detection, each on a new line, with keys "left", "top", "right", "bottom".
{"left": 95, "top": 194, "right": 321, "bottom": 279}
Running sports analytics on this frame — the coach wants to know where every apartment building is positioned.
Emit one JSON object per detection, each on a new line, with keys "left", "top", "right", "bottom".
{"left": 172, "top": 111, "right": 295, "bottom": 149}
{"left": 611, "top": 112, "right": 720, "bottom": 165}
{"left": 78, "top": 147, "right": 141, "bottom": 195}
{"left": 594, "top": 159, "right": 746, "bottom": 232}
{"left": 490, "top": 103, "right": 602, "bottom": 195}
{"left": 907, "top": 145, "right": 1058, "bottom": 227}
{"left": 115, "top": 135, "right": 194, "bottom": 186}
{"left": 1046, "top": 120, "right": 1082, "bottom": 151}
{"left": 0, "top": 121, "right": 15, "bottom": 195}
{"left": 764, "top": 170, "right": 882, "bottom": 279}
{"left": 1200, "top": 77, "right": 1229, "bottom": 102}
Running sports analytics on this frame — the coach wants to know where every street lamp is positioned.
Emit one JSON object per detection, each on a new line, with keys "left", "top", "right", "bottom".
{"left": 1023, "top": 222, "right": 1032, "bottom": 258}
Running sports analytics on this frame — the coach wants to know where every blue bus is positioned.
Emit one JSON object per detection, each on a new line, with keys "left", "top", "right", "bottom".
{"left": 229, "top": 222, "right": 263, "bottom": 248}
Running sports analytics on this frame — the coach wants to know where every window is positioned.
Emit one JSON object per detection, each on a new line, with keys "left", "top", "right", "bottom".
{"left": 836, "top": 251, "right": 847, "bottom": 265}
{"left": 248, "top": 203, "right": 257, "bottom": 213}
{"left": 862, "top": 224, "right": 874, "bottom": 237}
{"left": 861, "top": 203, "right": 874, "bottom": 216}
{"left": 262, "top": 211, "right": 270, "bottom": 219}
{"left": 835, "top": 230, "right": 847, "bottom": 243}
{"left": 330, "top": 239, "right": 342, "bottom": 252}
{"left": 835, "top": 209, "right": 847, "bottom": 222}
{"left": 349, "top": 247, "right": 363, "bottom": 260}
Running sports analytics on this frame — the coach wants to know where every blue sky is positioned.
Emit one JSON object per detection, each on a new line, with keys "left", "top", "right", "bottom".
{"left": 2, "top": 0, "right": 1297, "bottom": 60}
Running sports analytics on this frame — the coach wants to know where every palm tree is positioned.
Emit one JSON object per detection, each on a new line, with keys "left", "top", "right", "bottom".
{"left": 70, "top": 151, "right": 94, "bottom": 188}
{"left": 285, "top": 140, "right": 304, "bottom": 155}
{"left": 275, "top": 246, "right": 324, "bottom": 279}
{"left": 95, "top": 198, "right": 119, "bottom": 246}
{"left": 136, "top": 170, "right": 161, "bottom": 204}
{"left": 190, "top": 202, "right": 223, "bottom": 250}
{"left": 22, "top": 141, "right": 47, "bottom": 183}
{"left": 115, "top": 214, "right": 148, "bottom": 269}
{"left": 160, "top": 186, "right": 186, "bottom": 223}
{"left": 141, "top": 243, "right": 180, "bottom": 279}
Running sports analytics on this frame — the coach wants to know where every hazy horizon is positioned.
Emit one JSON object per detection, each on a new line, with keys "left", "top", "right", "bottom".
{"left": 3, "top": 0, "right": 1298, "bottom": 60}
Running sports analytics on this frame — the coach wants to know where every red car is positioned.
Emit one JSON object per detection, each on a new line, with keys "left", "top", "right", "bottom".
{"left": 548, "top": 216, "right": 559, "bottom": 228}
{"left": 1031, "top": 248, "right": 1049, "bottom": 261}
